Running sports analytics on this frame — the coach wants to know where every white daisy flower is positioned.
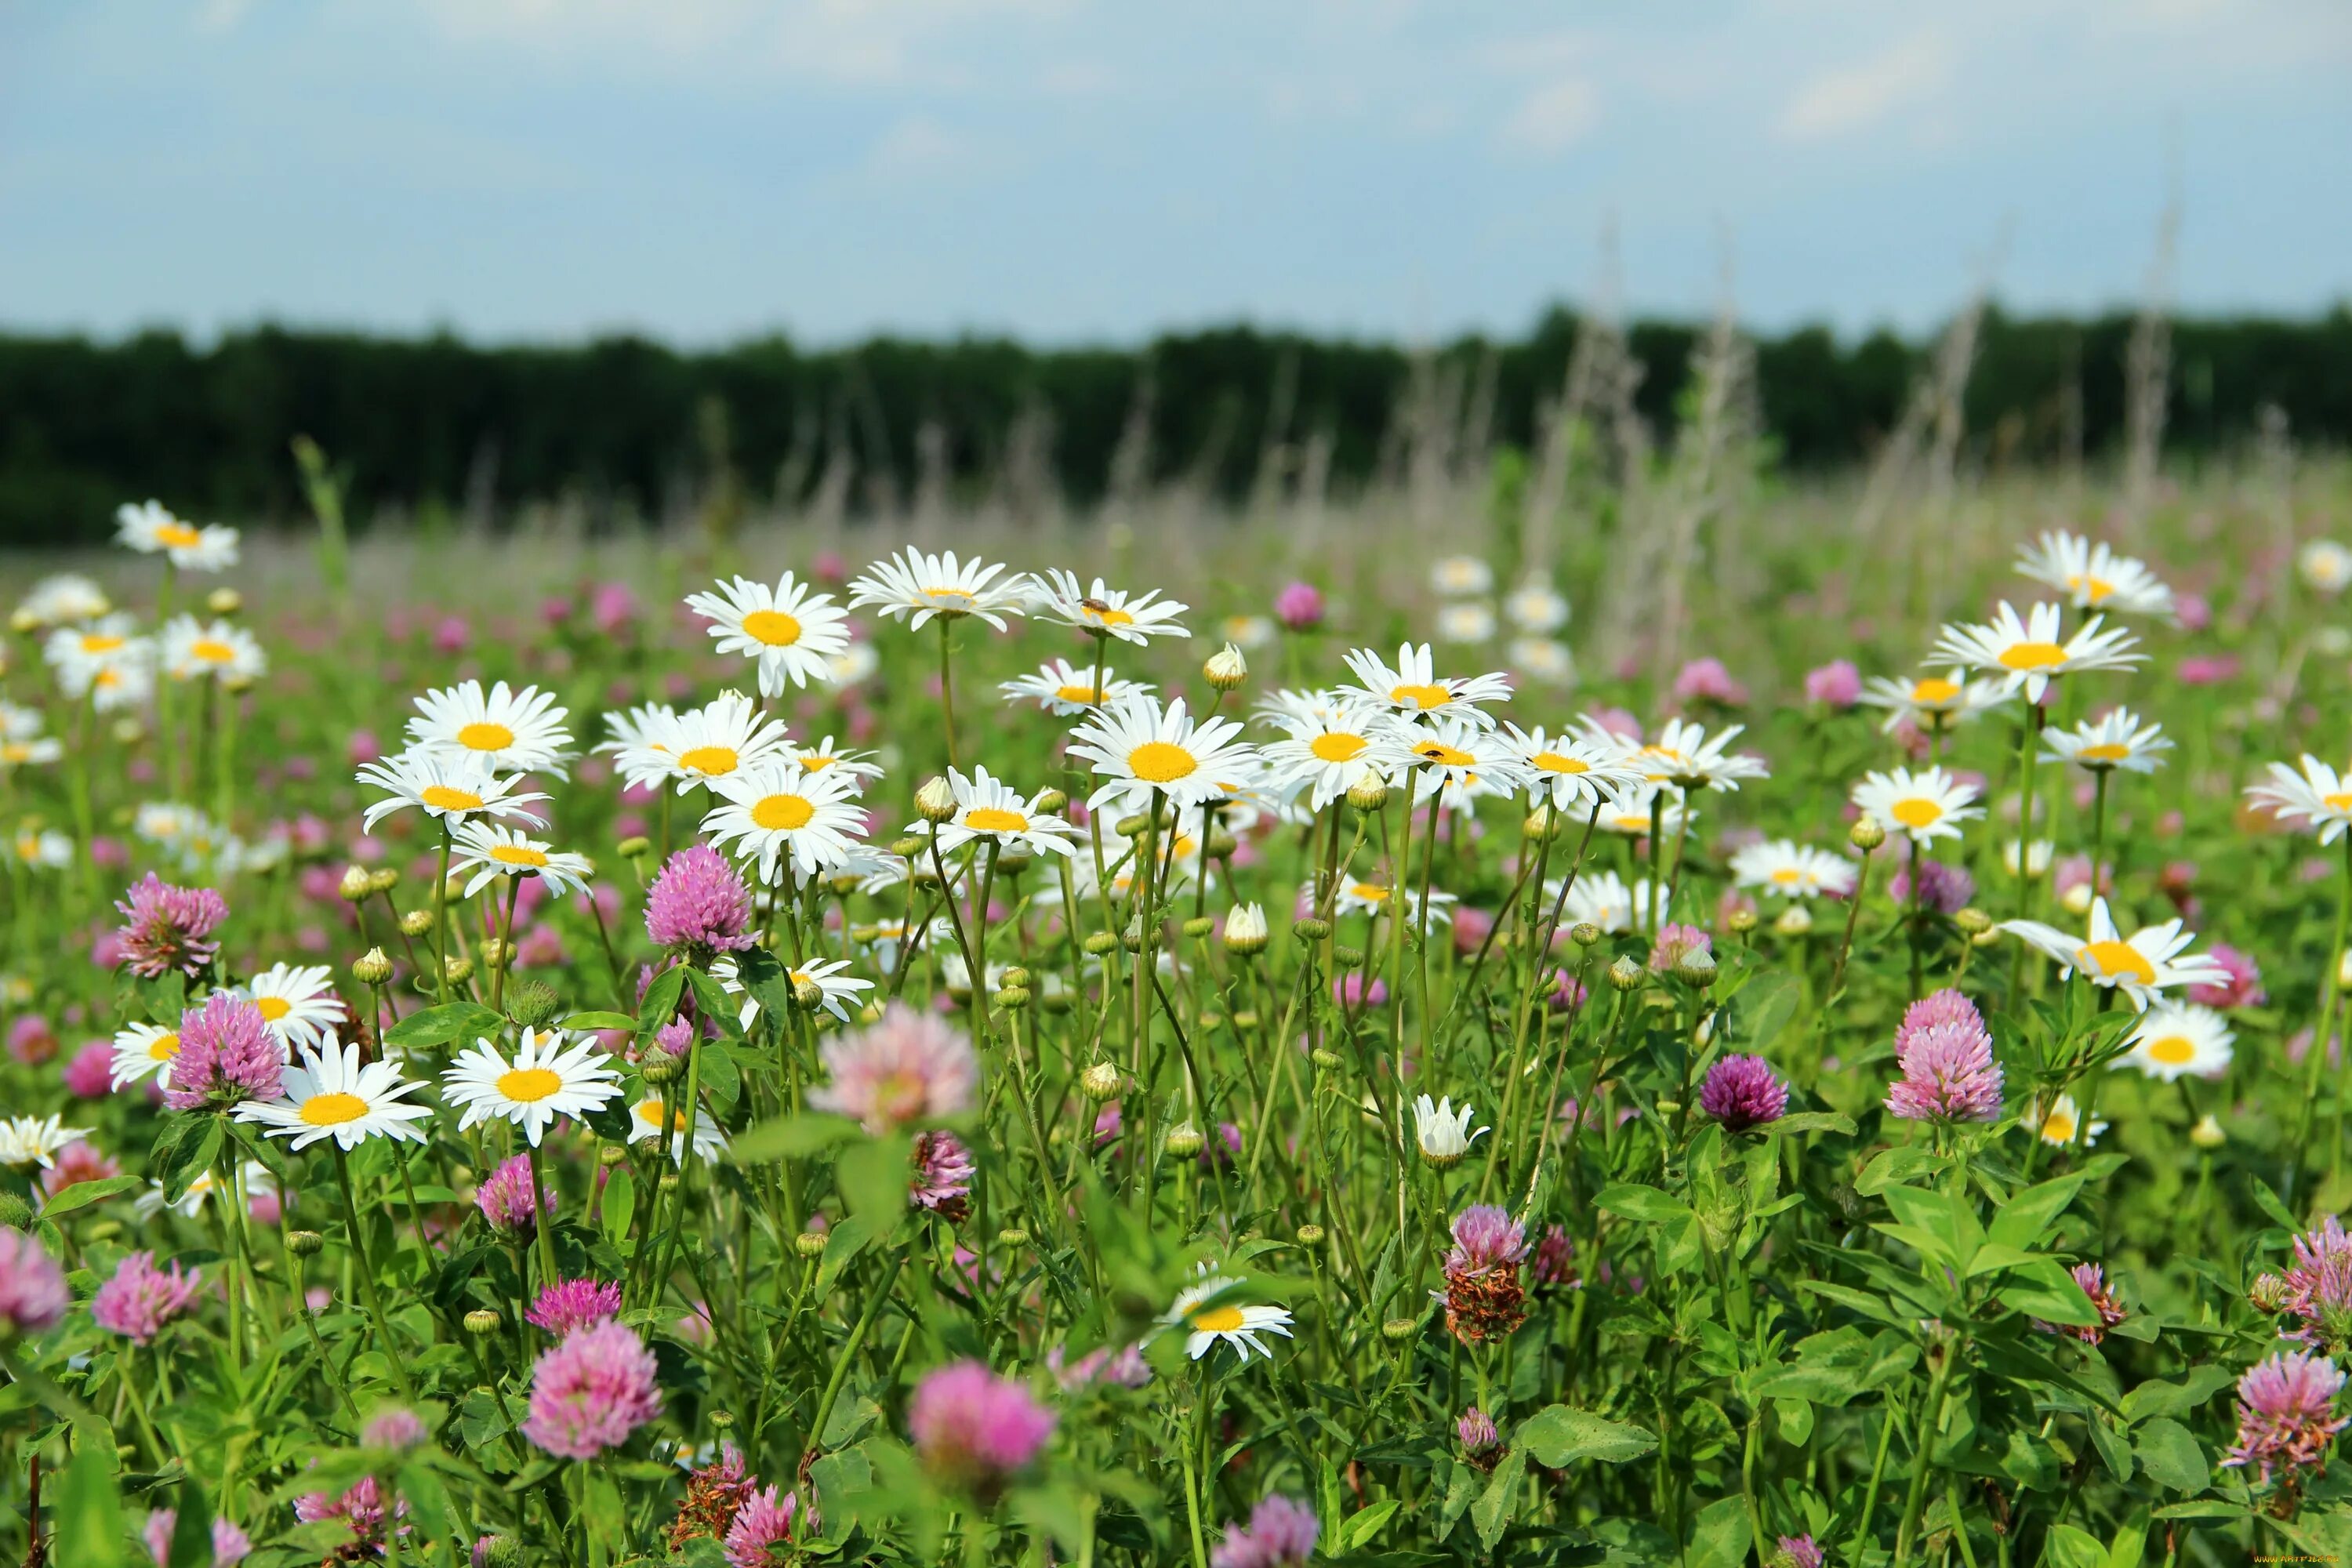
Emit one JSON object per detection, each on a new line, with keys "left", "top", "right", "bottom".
{"left": 2247, "top": 756, "right": 2352, "bottom": 844}
{"left": 1254, "top": 688, "right": 1354, "bottom": 729}
{"left": 245, "top": 963, "right": 343, "bottom": 1053}
{"left": 847, "top": 546, "right": 1026, "bottom": 631}
{"left": 2016, "top": 531, "right": 2175, "bottom": 619}
{"left": 2042, "top": 708, "right": 2170, "bottom": 775}
{"left": 686, "top": 572, "right": 851, "bottom": 695}
{"left": 357, "top": 747, "right": 549, "bottom": 834}
{"left": 615, "top": 691, "right": 789, "bottom": 796}
{"left": 1504, "top": 578, "right": 1570, "bottom": 634}
{"left": 1026, "top": 568, "right": 1191, "bottom": 644}
{"left": 111, "top": 1021, "right": 185, "bottom": 1089}
{"left": 1341, "top": 643, "right": 1512, "bottom": 729}
{"left": 1850, "top": 766, "right": 1984, "bottom": 846}
{"left": 1929, "top": 601, "right": 2142, "bottom": 703}
{"left": 236, "top": 1041, "right": 434, "bottom": 1151}
{"left": 1067, "top": 693, "right": 1258, "bottom": 815}
{"left": 1999, "top": 898, "right": 2230, "bottom": 1011}
{"left": 11, "top": 828, "right": 70, "bottom": 871}
{"left": 1729, "top": 840, "right": 1857, "bottom": 899}
{"left": 2299, "top": 540, "right": 2352, "bottom": 597}
{"left": 2117, "top": 1002, "right": 2234, "bottom": 1082}
{"left": 1413, "top": 1095, "right": 1488, "bottom": 1167}
{"left": 441, "top": 1026, "right": 622, "bottom": 1147}
{"left": 1431, "top": 557, "right": 1494, "bottom": 596}
{"left": 1509, "top": 637, "right": 1576, "bottom": 687}
{"left": 785, "top": 734, "right": 885, "bottom": 789}
{"left": 827, "top": 642, "right": 880, "bottom": 687}
{"left": 160, "top": 616, "right": 266, "bottom": 684}
{"left": 1399, "top": 716, "right": 1530, "bottom": 807}
{"left": 135, "top": 802, "right": 207, "bottom": 848}
{"left": 1497, "top": 724, "right": 1642, "bottom": 811}
{"left": 1164, "top": 1274, "right": 1294, "bottom": 1363}
{"left": 0, "top": 1113, "right": 93, "bottom": 1171}
{"left": 14, "top": 572, "right": 111, "bottom": 629}
{"left": 451, "top": 820, "right": 594, "bottom": 899}
{"left": 1436, "top": 601, "right": 1497, "bottom": 644}
{"left": 2003, "top": 839, "right": 2056, "bottom": 878}
{"left": 630, "top": 1095, "right": 728, "bottom": 1165}
{"left": 78, "top": 655, "right": 156, "bottom": 714}
{"left": 1857, "top": 670, "right": 2009, "bottom": 735}
{"left": 1258, "top": 702, "right": 1417, "bottom": 811}
{"left": 43, "top": 615, "right": 151, "bottom": 695}
{"left": 1000, "top": 658, "right": 1152, "bottom": 717}
{"left": 1593, "top": 784, "right": 1691, "bottom": 840}
{"left": 408, "top": 680, "right": 575, "bottom": 777}
{"left": 1604, "top": 717, "right": 1770, "bottom": 793}
{"left": 115, "top": 500, "right": 238, "bottom": 571}
{"left": 1220, "top": 614, "right": 1276, "bottom": 650}
{"left": 2030, "top": 1094, "right": 2107, "bottom": 1149}
{"left": 715, "top": 953, "right": 875, "bottom": 1025}
{"left": 593, "top": 701, "right": 679, "bottom": 763}
{"left": 1543, "top": 868, "right": 1650, "bottom": 935}
{"left": 926, "top": 766, "right": 1083, "bottom": 862}
{"left": 702, "top": 760, "right": 869, "bottom": 884}
{"left": 133, "top": 1160, "right": 276, "bottom": 1221}
{"left": 1328, "top": 878, "right": 1456, "bottom": 928}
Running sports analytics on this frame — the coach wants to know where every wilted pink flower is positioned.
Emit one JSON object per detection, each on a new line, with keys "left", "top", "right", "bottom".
{"left": 92, "top": 1251, "right": 204, "bottom": 1345}
{"left": 0, "top": 1228, "right": 70, "bottom": 1334}
{"left": 143, "top": 1510, "right": 252, "bottom": 1566}
{"left": 2224, "top": 1350, "right": 2349, "bottom": 1488}
{"left": 1699, "top": 1054, "right": 1787, "bottom": 1133}
{"left": 166, "top": 994, "right": 283, "bottom": 1112}
{"left": 1210, "top": 1494, "right": 1319, "bottom": 1568}
{"left": 723, "top": 1486, "right": 812, "bottom": 1567}
{"left": 527, "top": 1277, "right": 624, "bottom": 1337}
{"left": 293, "top": 1475, "right": 405, "bottom": 1557}
{"left": 1775, "top": 1535, "right": 1825, "bottom": 1568}
{"left": 808, "top": 1003, "right": 978, "bottom": 1132}
{"left": 670, "top": 1442, "right": 757, "bottom": 1552}
{"left": 2189, "top": 943, "right": 2265, "bottom": 1009}
{"left": 1443, "top": 1204, "right": 1528, "bottom": 1345}
{"left": 1671, "top": 657, "right": 1748, "bottom": 708}
{"left": 114, "top": 873, "right": 228, "bottom": 979}
{"left": 62, "top": 1039, "right": 116, "bottom": 1098}
{"left": 908, "top": 1360, "right": 1055, "bottom": 1490}
{"left": 1273, "top": 582, "right": 1324, "bottom": 631}
{"left": 361, "top": 1406, "right": 430, "bottom": 1453}
{"left": 1804, "top": 659, "right": 1862, "bottom": 709}
{"left": 521, "top": 1319, "right": 664, "bottom": 1460}
{"left": 477, "top": 1152, "right": 554, "bottom": 1239}
{"left": 909, "top": 1131, "right": 975, "bottom": 1221}
{"left": 1457, "top": 1406, "right": 1501, "bottom": 1465}
{"left": 1530, "top": 1224, "right": 1581, "bottom": 1291}
{"left": 644, "top": 845, "right": 755, "bottom": 954}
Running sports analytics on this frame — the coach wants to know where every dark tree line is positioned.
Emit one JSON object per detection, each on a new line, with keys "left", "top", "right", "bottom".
{"left": 1, "top": 304, "right": 2347, "bottom": 546}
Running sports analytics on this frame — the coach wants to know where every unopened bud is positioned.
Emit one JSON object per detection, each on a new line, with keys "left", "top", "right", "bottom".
{"left": 1116, "top": 812, "right": 1151, "bottom": 839}
{"left": 1727, "top": 909, "right": 1758, "bottom": 935}
{"left": 1035, "top": 788, "right": 1068, "bottom": 815}
{"left": 916, "top": 777, "right": 956, "bottom": 823}
{"left": 1203, "top": 643, "right": 1249, "bottom": 691}
{"left": 1674, "top": 949, "right": 1718, "bottom": 989}
{"left": 352, "top": 948, "right": 394, "bottom": 985}
{"left": 1223, "top": 905, "right": 1270, "bottom": 955}
{"left": 399, "top": 909, "right": 434, "bottom": 938}
{"left": 1310, "top": 1047, "right": 1344, "bottom": 1071}
{"left": 1523, "top": 806, "right": 1559, "bottom": 842}
{"left": 617, "top": 835, "right": 652, "bottom": 860}
{"left": 1181, "top": 916, "right": 1215, "bottom": 941}
{"left": 339, "top": 865, "right": 374, "bottom": 902}
{"left": 994, "top": 986, "right": 1031, "bottom": 1010}
{"left": 1082, "top": 931, "right": 1121, "bottom": 957}
{"left": 794, "top": 1231, "right": 829, "bottom": 1258}
{"left": 1294, "top": 916, "right": 1333, "bottom": 942}
{"left": 792, "top": 976, "right": 826, "bottom": 1011}
{"left": 1773, "top": 906, "right": 1813, "bottom": 938}
{"left": 891, "top": 836, "right": 924, "bottom": 860}
{"left": 1163, "top": 1123, "right": 1205, "bottom": 1160}
{"left": 1119, "top": 925, "right": 1146, "bottom": 953}
{"left": 477, "top": 937, "right": 511, "bottom": 971}
{"left": 1607, "top": 956, "right": 1644, "bottom": 992}
{"left": 287, "top": 1229, "right": 325, "bottom": 1258}
{"left": 1332, "top": 944, "right": 1365, "bottom": 968}
{"left": 1080, "top": 1062, "right": 1123, "bottom": 1101}
{"left": 369, "top": 867, "right": 400, "bottom": 895}
{"left": 1849, "top": 818, "right": 1886, "bottom": 852}
{"left": 506, "top": 978, "right": 561, "bottom": 1029}
{"left": 205, "top": 587, "right": 242, "bottom": 615}
{"left": 659, "top": 1171, "right": 681, "bottom": 1194}
{"left": 443, "top": 954, "right": 474, "bottom": 985}
{"left": 996, "top": 1227, "right": 1030, "bottom": 1249}
{"left": 1346, "top": 775, "right": 1391, "bottom": 814}
{"left": 465, "top": 1308, "right": 503, "bottom": 1336}
{"left": 1295, "top": 1224, "right": 1326, "bottom": 1247}
{"left": 0, "top": 1191, "right": 27, "bottom": 1230}
{"left": 1381, "top": 1317, "right": 1418, "bottom": 1343}
{"left": 2190, "top": 1112, "right": 2227, "bottom": 1149}
{"left": 1206, "top": 829, "right": 1238, "bottom": 859}
{"left": 599, "top": 1143, "right": 629, "bottom": 1167}
{"left": 1953, "top": 907, "right": 1992, "bottom": 936}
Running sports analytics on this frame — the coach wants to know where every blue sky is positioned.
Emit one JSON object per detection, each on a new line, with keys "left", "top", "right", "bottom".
{"left": 2, "top": 0, "right": 2347, "bottom": 347}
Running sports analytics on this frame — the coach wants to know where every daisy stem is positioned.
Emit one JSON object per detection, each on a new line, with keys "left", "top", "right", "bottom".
{"left": 214, "top": 677, "right": 238, "bottom": 829}
{"left": 434, "top": 822, "right": 453, "bottom": 1006}
{"left": 330, "top": 1141, "right": 419, "bottom": 1403}
{"left": 2086, "top": 768, "right": 2111, "bottom": 903}
{"left": 2007, "top": 704, "right": 2045, "bottom": 1001}
{"left": 800, "top": 1249, "right": 906, "bottom": 1467}
{"left": 2297, "top": 832, "right": 2352, "bottom": 1195}
{"left": 1646, "top": 793, "right": 1665, "bottom": 935}
{"left": 938, "top": 617, "right": 959, "bottom": 769}
{"left": 1826, "top": 839, "right": 1877, "bottom": 1008}
{"left": 524, "top": 1134, "right": 561, "bottom": 1290}
{"left": 490, "top": 873, "right": 522, "bottom": 1014}
{"left": 586, "top": 887, "right": 629, "bottom": 1010}
{"left": 1907, "top": 837, "right": 1925, "bottom": 1003}
{"left": 651, "top": 989, "right": 706, "bottom": 1309}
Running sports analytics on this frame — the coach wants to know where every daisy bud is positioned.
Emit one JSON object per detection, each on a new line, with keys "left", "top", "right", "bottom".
{"left": 1607, "top": 956, "right": 1644, "bottom": 993}
{"left": 827, "top": 872, "right": 863, "bottom": 896}
{"left": 1224, "top": 904, "right": 1270, "bottom": 956}
{"left": 891, "top": 836, "right": 924, "bottom": 860}
{"left": 1082, "top": 931, "right": 1121, "bottom": 957}
{"left": 2061, "top": 883, "right": 2094, "bottom": 916}
{"left": 1119, "top": 926, "right": 1146, "bottom": 953}
{"left": 1346, "top": 775, "right": 1391, "bottom": 814}
{"left": 659, "top": 1171, "right": 681, "bottom": 1194}
{"left": 466, "top": 1309, "right": 503, "bottom": 1335}
{"left": 477, "top": 937, "right": 511, "bottom": 971}
{"left": 1206, "top": 829, "right": 1238, "bottom": 859}
{"left": 1849, "top": 817, "right": 1886, "bottom": 851}
{"left": 1035, "top": 788, "right": 1068, "bottom": 815}
{"left": 997, "top": 846, "right": 1034, "bottom": 875}
{"left": 400, "top": 909, "right": 434, "bottom": 938}
{"left": 1296, "top": 1224, "right": 1326, "bottom": 1247}
{"left": 1972, "top": 925, "right": 2002, "bottom": 948}
{"left": 995, "top": 986, "right": 1031, "bottom": 1010}
{"left": 641, "top": 1053, "right": 683, "bottom": 1087}
{"left": 996, "top": 1227, "right": 1030, "bottom": 1248}
{"left": 1294, "top": 916, "right": 1334, "bottom": 942}
{"left": 1163, "top": 1124, "right": 1205, "bottom": 1160}
{"left": 1953, "top": 907, "right": 1991, "bottom": 935}
{"left": 915, "top": 780, "right": 961, "bottom": 822}
{"left": 205, "top": 587, "right": 242, "bottom": 615}
{"left": 1773, "top": 906, "right": 1813, "bottom": 937}
{"left": 858, "top": 1000, "right": 885, "bottom": 1023}
{"left": 1523, "top": 806, "right": 1559, "bottom": 841}
{"left": 792, "top": 976, "right": 826, "bottom": 1011}
{"left": 286, "top": 1229, "right": 325, "bottom": 1258}
{"left": 1232, "top": 1011, "right": 1259, "bottom": 1029}
{"left": 1204, "top": 643, "right": 1249, "bottom": 691}
{"left": 1332, "top": 944, "right": 1366, "bottom": 968}
{"left": 1727, "top": 908, "right": 1759, "bottom": 935}
{"left": 598, "top": 1143, "right": 629, "bottom": 1167}
{"left": 794, "top": 1231, "right": 829, "bottom": 1258}
{"left": 1674, "top": 949, "right": 1718, "bottom": 989}
{"left": 2190, "top": 1112, "right": 2227, "bottom": 1149}
{"left": 111, "top": 717, "right": 145, "bottom": 745}
{"left": 444, "top": 954, "right": 474, "bottom": 985}
{"left": 441, "top": 873, "right": 467, "bottom": 905}
{"left": 506, "top": 978, "right": 561, "bottom": 1030}
{"left": 0, "top": 1190, "right": 27, "bottom": 1230}
{"left": 1080, "top": 1062, "right": 1123, "bottom": 1101}
{"left": 370, "top": 867, "right": 401, "bottom": 895}
{"left": 352, "top": 948, "right": 394, "bottom": 985}
{"left": 7, "top": 608, "right": 35, "bottom": 633}
{"left": 339, "top": 865, "right": 374, "bottom": 902}
{"left": 1181, "top": 916, "right": 1215, "bottom": 941}
{"left": 1381, "top": 1316, "right": 1419, "bottom": 1342}
{"left": 1310, "top": 1048, "right": 1343, "bottom": 1071}
{"left": 1116, "top": 812, "right": 1151, "bottom": 838}
{"left": 1569, "top": 922, "right": 1602, "bottom": 947}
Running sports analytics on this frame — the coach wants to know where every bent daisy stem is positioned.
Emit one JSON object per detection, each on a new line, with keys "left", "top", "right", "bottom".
{"left": 2295, "top": 833, "right": 2352, "bottom": 1195}
{"left": 331, "top": 1141, "right": 419, "bottom": 1403}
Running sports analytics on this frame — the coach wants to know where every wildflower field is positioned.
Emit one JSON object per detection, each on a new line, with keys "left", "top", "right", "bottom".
{"left": 8, "top": 459, "right": 2352, "bottom": 1568}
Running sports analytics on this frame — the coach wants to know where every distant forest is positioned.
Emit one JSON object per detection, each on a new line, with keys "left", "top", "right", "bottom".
{"left": 2, "top": 305, "right": 2347, "bottom": 546}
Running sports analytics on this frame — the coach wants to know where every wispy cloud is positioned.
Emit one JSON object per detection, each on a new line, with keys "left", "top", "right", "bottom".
{"left": 1499, "top": 76, "right": 1599, "bottom": 154}
{"left": 1776, "top": 31, "right": 1954, "bottom": 142}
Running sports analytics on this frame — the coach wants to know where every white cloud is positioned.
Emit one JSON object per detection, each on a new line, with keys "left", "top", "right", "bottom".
{"left": 1776, "top": 31, "right": 1954, "bottom": 142}
{"left": 862, "top": 115, "right": 985, "bottom": 180}
{"left": 1499, "top": 77, "right": 1599, "bottom": 154}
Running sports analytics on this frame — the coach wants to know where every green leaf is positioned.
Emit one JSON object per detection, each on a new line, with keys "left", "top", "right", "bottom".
{"left": 684, "top": 966, "right": 747, "bottom": 1040}
{"left": 2120, "top": 1365, "right": 2235, "bottom": 1425}
{"left": 2133, "top": 1418, "right": 2209, "bottom": 1494}
{"left": 1684, "top": 1494, "right": 1751, "bottom": 1568}
{"left": 384, "top": 1000, "right": 505, "bottom": 1050}
{"left": 1987, "top": 1172, "right": 2087, "bottom": 1251}
{"left": 637, "top": 965, "right": 688, "bottom": 1035}
{"left": 1336, "top": 1498, "right": 1400, "bottom": 1552}
{"left": 1856, "top": 1145, "right": 1943, "bottom": 1195}
{"left": 815, "top": 1212, "right": 877, "bottom": 1297}
{"left": 1770, "top": 1111, "right": 1855, "bottom": 1137}
{"left": 36, "top": 1176, "right": 143, "bottom": 1218}
{"left": 1736, "top": 971, "right": 1801, "bottom": 1052}
{"left": 562, "top": 1011, "right": 635, "bottom": 1031}
{"left": 837, "top": 1136, "right": 912, "bottom": 1232}
{"left": 2042, "top": 1523, "right": 2106, "bottom": 1568}
{"left": 149, "top": 1114, "right": 223, "bottom": 1206}
{"left": 55, "top": 1438, "right": 130, "bottom": 1568}
{"left": 1515, "top": 1405, "right": 1658, "bottom": 1466}
{"left": 2104, "top": 1509, "right": 2151, "bottom": 1568}
{"left": 731, "top": 1112, "right": 862, "bottom": 1163}
{"left": 2251, "top": 1175, "right": 2301, "bottom": 1235}
{"left": 1469, "top": 1443, "right": 1525, "bottom": 1552}
{"left": 164, "top": 1479, "right": 212, "bottom": 1568}
{"left": 1595, "top": 1183, "right": 1696, "bottom": 1225}
{"left": 601, "top": 1166, "right": 637, "bottom": 1247}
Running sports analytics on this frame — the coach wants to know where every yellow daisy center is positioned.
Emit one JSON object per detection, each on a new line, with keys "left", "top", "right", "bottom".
{"left": 2064, "top": 572, "right": 2114, "bottom": 602}
{"left": 2042, "top": 1112, "right": 2077, "bottom": 1142}
{"left": 1998, "top": 641, "right": 2068, "bottom": 671}
{"left": 922, "top": 587, "right": 975, "bottom": 604}
{"left": 2077, "top": 939, "right": 2155, "bottom": 985}
{"left": 191, "top": 638, "right": 237, "bottom": 664}
{"left": 149, "top": 1033, "right": 181, "bottom": 1060}
{"left": 2078, "top": 742, "right": 2130, "bottom": 762}
{"left": 637, "top": 1098, "right": 666, "bottom": 1125}
{"left": 1890, "top": 798, "right": 1942, "bottom": 829}
{"left": 491, "top": 843, "right": 550, "bottom": 868}
{"left": 497, "top": 1067, "right": 564, "bottom": 1103}
{"left": 1190, "top": 1304, "right": 1247, "bottom": 1333}
{"left": 155, "top": 522, "right": 203, "bottom": 549}
{"left": 1414, "top": 740, "right": 1475, "bottom": 768}
{"left": 677, "top": 745, "right": 739, "bottom": 776}
{"left": 81, "top": 633, "right": 125, "bottom": 655}
{"left": 1531, "top": 751, "right": 1588, "bottom": 774}
{"left": 1081, "top": 604, "right": 1134, "bottom": 626}
{"left": 2325, "top": 793, "right": 2352, "bottom": 814}
{"left": 751, "top": 794, "right": 815, "bottom": 830}
{"left": 300, "top": 1092, "right": 370, "bottom": 1127}
{"left": 1351, "top": 883, "right": 1390, "bottom": 903}
{"left": 2146, "top": 1035, "right": 2196, "bottom": 1065}
{"left": 1311, "top": 732, "right": 1368, "bottom": 763}
{"left": 1911, "top": 677, "right": 1960, "bottom": 703}
{"left": 800, "top": 755, "right": 837, "bottom": 771}
{"left": 1769, "top": 867, "right": 1802, "bottom": 884}
{"left": 1054, "top": 683, "right": 1105, "bottom": 705}
{"left": 256, "top": 996, "right": 292, "bottom": 1022}
{"left": 1128, "top": 741, "right": 1198, "bottom": 783}
{"left": 1390, "top": 682, "right": 1454, "bottom": 710}
{"left": 422, "top": 784, "right": 485, "bottom": 811}
{"left": 741, "top": 609, "right": 803, "bottom": 647}
{"left": 964, "top": 806, "right": 1029, "bottom": 833}
{"left": 458, "top": 721, "right": 515, "bottom": 751}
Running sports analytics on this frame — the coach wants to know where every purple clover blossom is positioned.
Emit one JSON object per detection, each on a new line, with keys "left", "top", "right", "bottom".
{"left": 477, "top": 1152, "right": 554, "bottom": 1240}
{"left": 1648, "top": 923, "right": 1711, "bottom": 973}
{"left": 1775, "top": 1536, "right": 1826, "bottom": 1568}
{"left": 114, "top": 873, "right": 228, "bottom": 979}
{"left": 644, "top": 844, "right": 755, "bottom": 955}
{"left": 0, "top": 1228, "right": 70, "bottom": 1334}
{"left": 1210, "top": 1494, "right": 1319, "bottom": 1568}
{"left": 1457, "top": 1406, "right": 1501, "bottom": 1462}
{"left": 1272, "top": 582, "right": 1324, "bottom": 632}
{"left": 361, "top": 1407, "right": 430, "bottom": 1453}
{"left": 521, "top": 1319, "right": 664, "bottom": 1460}
{"left": 165, "top": 994, "right": 284, "bottom": 1112}
{"left": 909, "top": 1131, "right": 976, "bottom": 1221}
{"left": 526, "top": 1277, "right": 624, "bottom": 1338}
{"left": 1803, "top": 660, "right": 1862, "bottom": 710}
{"left": 91, "top": 1251, "right": 204, "bottom": 1345}
{"left": 1886, "top": 989, "right": 2003, "bottom": 1123}
{"left": 1698, "top": 1054, "right": 1788, "bottom": 1133}
{"left": 907, "top": 1360, "right": 1057, "bottom": 1492}
{"left": 2224, "top": 1349, "right": 2350, "bottom": 1488}
{"left": 723, "top": 1485, "right": 813, "bottom": 1567}
{"left": 142, "top": 1510, "right": 252, "bottom": 1566}
{"left": 1889, "top": 858, "right": 1976, "bottom": 915}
